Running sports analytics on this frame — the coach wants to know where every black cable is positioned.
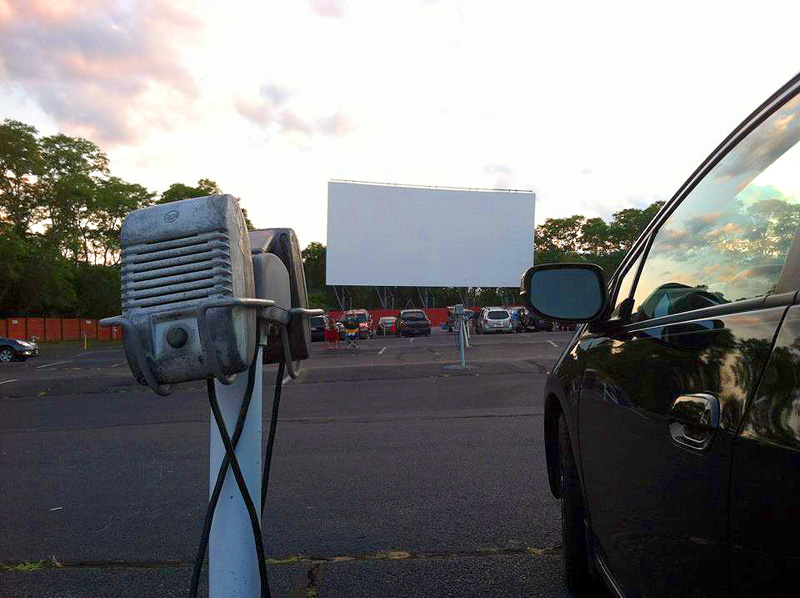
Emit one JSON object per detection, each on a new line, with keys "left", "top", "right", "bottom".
{"left": 262, "top": 356, "right": 286, "bottom": 513}
{"left": 190, "top": 355, "right": 260, "bottom": 597}
{"left": 207, "top": 376, "right": 269, "bottom": 598}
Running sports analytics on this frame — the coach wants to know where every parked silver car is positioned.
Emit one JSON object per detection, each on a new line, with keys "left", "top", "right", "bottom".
{"left": 0, "top": 337, "right": 39, "bottom": 362}
{"left": 480, "top": 308, "right": 513, "bottom": 333}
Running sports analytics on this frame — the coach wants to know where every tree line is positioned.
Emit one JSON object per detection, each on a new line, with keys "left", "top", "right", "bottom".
{"left": 0, "top": 117, "right": 663, "bottom": 318}
{"left": 301, "top": 201, "right": 664, "bottom": 310}
{"left": 0, "top": 119, "right": 253, "bottom": 318}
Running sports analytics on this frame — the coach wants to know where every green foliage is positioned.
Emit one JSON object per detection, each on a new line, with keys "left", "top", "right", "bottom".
{"left": 534, "top": 201, "right": 665, "bottom": 278}
{"left": 0, "top": 118, "right": 248, "bottom": 317}
{"left": 157, "top": 178, "right": 221, "bottom": 204}
{"left": 157, "top": 178, "right": 255, "bottom": 230}
{"left": 301, "top": 241, "right": 327, "bottom": 292}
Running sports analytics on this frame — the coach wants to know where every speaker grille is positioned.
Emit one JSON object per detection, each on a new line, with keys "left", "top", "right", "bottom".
{"left": 121, "top": 231, "right": 233, "bottom": 311}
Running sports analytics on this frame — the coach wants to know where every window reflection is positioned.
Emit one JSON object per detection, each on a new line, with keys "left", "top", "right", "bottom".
{"left": 633, "top": 94, "right": 800, "bottom": 321}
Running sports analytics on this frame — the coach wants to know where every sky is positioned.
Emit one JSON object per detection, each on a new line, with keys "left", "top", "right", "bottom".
{"left": 1, "top": 0, "right": 799, "bottom": 248}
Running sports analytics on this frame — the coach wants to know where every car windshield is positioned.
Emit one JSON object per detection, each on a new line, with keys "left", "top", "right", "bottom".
{"left": 487, "top": 311, "right": 509, "bottom": 320}
{"left": 310, "top": 316, "right": 324, "bottom": 326}
{"left": 379, "top": 318, "right": 394, "bottom": 323}
{"left": 402, "top": 312, "right": 426, "bottom": 321}
{"left": 352, "top": 314, "right": 367, "bottom": 323}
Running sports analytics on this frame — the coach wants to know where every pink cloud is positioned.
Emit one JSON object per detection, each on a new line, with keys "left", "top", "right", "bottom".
{"left": 277, "top": 110, "right": 313, "bottom": 136}
{"left": 308, "top": 0, "right": 348, "bottom": 18}
{"left": 484, "top": 164, "right": 515, "bottom": 189}
{"left": 235, "top": 82, "right": 356, "bottom": 139}
{"left": 316, "top": 110, "right": 357, "bottom": 137}
{"left": 0, "top": 0, "right": 202, "bottom": 145}
{"left": 234, "top": 97, "right": 274, "bottom": 128}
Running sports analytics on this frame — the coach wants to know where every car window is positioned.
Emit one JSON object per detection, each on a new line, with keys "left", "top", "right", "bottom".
{"left": 610, "top": 251, "right": 644, "bottom": 319}
{"left": 487, "top": 310, "right": 509, "bottom": 320}
{"left": 632, "top": 93, "right": 800, "bottom": 322}
{"left": 310, "top": 316, "right": 324, "bottom": 326}
{"left": 402, "top": 311, "right": 426, "bottom": 321}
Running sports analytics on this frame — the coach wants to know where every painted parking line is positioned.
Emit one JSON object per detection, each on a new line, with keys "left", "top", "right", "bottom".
{"left": 110, "top": 361, "right": 125, "bottom": 368}
{"left": 37, "top": 360, "right": 73, "bottom": 369}
{"left": 547, "top": 341, "right": 557, "bottom": 347}
{"left": 0, "top": 379, "right": 18, "bottom": 385}
{"left": 378, "top": 347, "right": 386, "bottom": 355}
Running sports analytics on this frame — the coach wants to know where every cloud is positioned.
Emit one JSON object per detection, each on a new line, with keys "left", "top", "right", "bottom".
{"left": 484, "top": 164, "right": 515, "bottom": 189}
{"left": 316, "top": 110, "right": 357, "bottom": 137}
{"left": 0, "top": 0, "right": 201, "bottom": 145}
{"left": 260, "top": 82, "right": 292, "bottom": 107}
{"left": 308, "top": 0, "right": 348, "bottom": 17}
{"left": 277, "top": 110, "right": 313, "bottom": 136}
{"left": 234, "top": 82, "right": 356, "bottom": 139}
{"left": 233, "top": 97, "right": 273, "bottom": 128}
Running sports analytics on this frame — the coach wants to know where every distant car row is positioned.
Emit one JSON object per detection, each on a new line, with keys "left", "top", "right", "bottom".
{"left": 443, "top": 305, "right": 555, "bottom": 334}
{"left": 310, "top": 309, "right": 432, "bottom": 341}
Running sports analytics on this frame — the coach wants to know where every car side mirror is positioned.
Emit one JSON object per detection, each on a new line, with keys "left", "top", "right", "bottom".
{"left": 520, "top": 263, "right": 608, "bottom": 323}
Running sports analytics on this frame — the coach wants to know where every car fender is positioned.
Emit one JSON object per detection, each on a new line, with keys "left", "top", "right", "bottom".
{"left": 543, "top": 330, "right": 586, "bottom": 499}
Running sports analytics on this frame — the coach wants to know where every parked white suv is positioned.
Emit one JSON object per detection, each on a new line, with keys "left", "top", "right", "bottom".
{"left": 480, "top": 308, "right": 513, "bottom": 333}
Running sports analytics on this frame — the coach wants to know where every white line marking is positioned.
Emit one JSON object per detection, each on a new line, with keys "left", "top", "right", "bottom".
{"left": 0, "top": 379, "right": 17, "bottom": 385}
{"left": 37, "top": 360, "right": 73, "bottom": 369}
{"left": 548, "top": 341, "right": 557, "bottom": 347}
{"left": 409, "top": 338, "right": 414, "bottom": 343}
{"left": 378, "top": 347, "right": 386, "bottom": 355}
{"left": 110, "top": 361, "right": 124, "bottom": 368}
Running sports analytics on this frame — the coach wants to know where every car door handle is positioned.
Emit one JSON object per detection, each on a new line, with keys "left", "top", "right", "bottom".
{"left": 668, "top": 393, "right": 720, "bottom": 452}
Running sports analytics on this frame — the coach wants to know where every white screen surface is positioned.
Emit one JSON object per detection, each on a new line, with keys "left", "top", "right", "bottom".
{"left": 326, "top": 181, "right": 535, "bottom": 287}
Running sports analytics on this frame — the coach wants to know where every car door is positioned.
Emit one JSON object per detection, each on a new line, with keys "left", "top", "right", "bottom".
{"left": 729, "top": 298, "right": 800, "bottom": 597}
{"left": 577, "top": 82, "right": 800, "bottom": 596}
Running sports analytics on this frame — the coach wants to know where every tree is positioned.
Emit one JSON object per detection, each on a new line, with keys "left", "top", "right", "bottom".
{"left": 158, "top": 178, "right": 255, "bottom": 230}
{"left": 91, "top": 177, "right": 155, "bottom": 265}
{"left": 301, "top": 242, "right": 327, "bottom": 293}
{"left": 157, "top": 178, "right": 221, "bottom": 204}
{"left": 535, "top": 215, "right": 586, "bottom": 265}
{"left": 0, "top": 119, "right": 44, "bottom": 236}
{"left": 38, "top": 133, "right": 110, "bottom": 262}
{"left": 608, "top": 202, "right": 665, "bottom": 252}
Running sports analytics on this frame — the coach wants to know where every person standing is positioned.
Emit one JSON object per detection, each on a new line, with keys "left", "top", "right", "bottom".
{"left": 324, "top": 317, "right": 339, "bottom": 349}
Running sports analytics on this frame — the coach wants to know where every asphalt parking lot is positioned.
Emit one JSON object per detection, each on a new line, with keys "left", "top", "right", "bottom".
{"left": 0, "top": 329, "right": 575, "bottom": 597}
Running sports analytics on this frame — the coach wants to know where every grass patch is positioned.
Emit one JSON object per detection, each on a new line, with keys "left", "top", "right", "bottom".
{"left": 1, "top": 561, "right": 46, "bottom": 572}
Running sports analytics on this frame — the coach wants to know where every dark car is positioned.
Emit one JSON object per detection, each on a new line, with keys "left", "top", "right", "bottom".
{"left": 522, "top": 73, "right": 800, "bottom": 597}
{"left": 519, "top": 307, "right": 553, "bottom": 332}
{"left": 309, "top": 315, "right": 330, "bottom": 342}
{"left": 396, "top": 310, "right": 431, "bottom": 337}
{"left": 0, "top": 337, "right": 39, "bottom": 362}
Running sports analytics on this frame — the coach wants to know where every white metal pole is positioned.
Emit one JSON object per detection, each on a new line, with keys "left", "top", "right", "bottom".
{"left": 209, "top": 347, "right": 263, "bottom": 598}
{"left": 459, "top": 319, "right": 466, "bottom": 368}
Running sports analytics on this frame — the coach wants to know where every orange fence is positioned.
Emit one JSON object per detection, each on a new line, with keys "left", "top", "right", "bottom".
{"left": 0, "top": 317, "right": 122, "bottom": 341}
